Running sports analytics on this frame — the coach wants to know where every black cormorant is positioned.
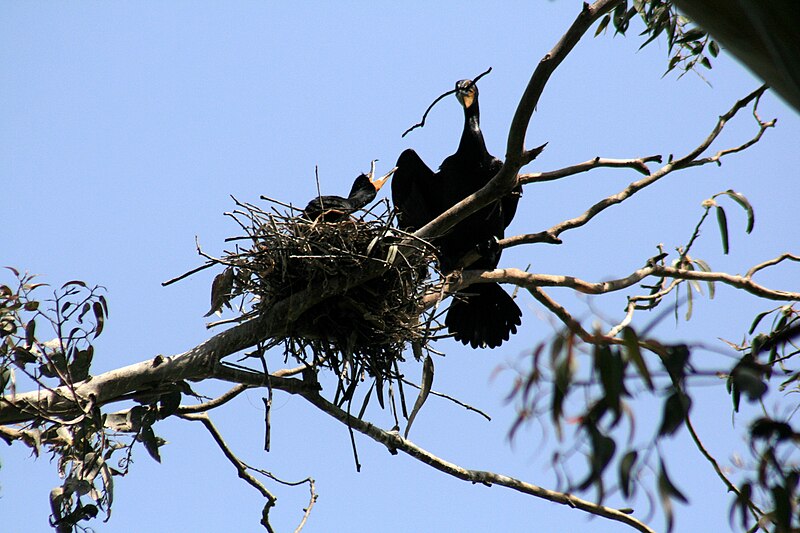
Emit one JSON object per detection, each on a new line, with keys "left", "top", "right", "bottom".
{"left": 393, "top": 79, "right": 522, "bottom": 348}
{"left": 304, "top": 162, "right": 395, "bottom": 221}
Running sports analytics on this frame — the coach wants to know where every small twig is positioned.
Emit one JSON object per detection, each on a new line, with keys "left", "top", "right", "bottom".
{"left": 528, "top": 287, "right": 598, "bottom": 344}
{"left": 161, "top": 261, "right": 215, "bottom": 287}
{"left": 259, "top": 194, "right": 303, "bottom": 212}
{"left": 206, "top": 311, "right": 257, "bottom": 330}
{"left": 401, "top": 67, "right": 492, "bottom": 137}
{"left": 672, "top": 85, "right": 769, "bottom": 169}
{"left": 745, "top": 253, "right": 800, "bottom": 279}
{"left": 240, "top": 463, "right": 317, "bottom": 532}
{"left": 684, "top": 415, "right": 769, "bottom": 530}
{"left": 400, "top": 377, "right": 492, "bottom": 422}
{"left": 346, "top": 397, "right": 363, "bottom": 470}
{"left": 294, "top": 478, "right": 317, "bottom": 533}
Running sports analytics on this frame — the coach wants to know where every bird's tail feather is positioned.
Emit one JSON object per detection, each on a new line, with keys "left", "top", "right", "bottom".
{"left": 445, "top": 282, "right": 521, "bottom": 349}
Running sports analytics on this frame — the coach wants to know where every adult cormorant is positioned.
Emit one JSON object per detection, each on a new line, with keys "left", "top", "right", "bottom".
{"left": 393, "top": 79, "right": 522, "bottom": 348}
{"left": 304, "top": 163, "right": 395, "bottom": 221}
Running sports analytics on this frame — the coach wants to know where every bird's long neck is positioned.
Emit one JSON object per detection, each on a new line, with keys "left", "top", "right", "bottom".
{"left": 456, "top": 101, "right": 486, "bottom": 163}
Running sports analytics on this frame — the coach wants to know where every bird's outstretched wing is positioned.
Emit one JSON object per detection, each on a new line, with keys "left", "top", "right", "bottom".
{"left": 392, "top": 148, "right": 440, "bottom": 232}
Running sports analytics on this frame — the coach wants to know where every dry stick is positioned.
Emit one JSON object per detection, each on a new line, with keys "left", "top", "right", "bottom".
{"left": 259, "top": 194, "right": 303, "bottom": 212}
{"left": 684, "top": 415, "right": 769, "bottom": 531}
{"left": 400, "top": 377, "right": 492, "bottom": 421}
{"left": 162, "top": 261, "right": 215, "bottom": 287}
{"left": 177, "top": 384, "right": 250, "bottom": 414}
{"left": 293, "top": 478, "right": 318, "bottom": 533}
{"left": 179, "top": 412, "right": 278, "bottom": 533}
{"left": 528, "top": 286, "right": 600, "bottom": 344}
{"left": 606, "top": 279, "right": 682, "bottom": 337}
{"left": 401, "top": 67, "right": 493, "bottom": 137}
{"left": 746, "top": 253, "right": 800, "bottom": 279}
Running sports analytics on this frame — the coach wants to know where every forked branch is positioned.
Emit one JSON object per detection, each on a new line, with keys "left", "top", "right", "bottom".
{"left": 503, "top": 84, "right": 774, "bottom": 249}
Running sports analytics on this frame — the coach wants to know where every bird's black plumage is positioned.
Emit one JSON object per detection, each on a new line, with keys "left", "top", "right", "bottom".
{"left": 393, "top": 79, "right": 522, "bottom": 348}
{"left": 304, "top": 164, "right": 394, "bottom": 221}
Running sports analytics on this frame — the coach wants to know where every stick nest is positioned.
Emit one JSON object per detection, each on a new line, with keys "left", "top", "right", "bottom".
{"left": 206, "top": 197, "right": 439, "bottom": 381}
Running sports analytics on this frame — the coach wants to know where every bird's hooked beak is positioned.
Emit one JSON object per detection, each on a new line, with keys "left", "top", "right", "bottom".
{"left": 455, "top": 79, "right": 477, "bottom": 109}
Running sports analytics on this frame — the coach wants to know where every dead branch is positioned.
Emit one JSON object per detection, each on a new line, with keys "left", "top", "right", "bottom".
{"left": 177, "top": 384, "right": 250, "bottom": 414}
{"left": 684, "top": 415, "right": 769, "bottom": 530}
{"left": 449, "top": 264, "right": 799, "bottom": 303}
{"left": 203, "top": 365, "right": 654, "bottom": 532}
{"left": 400, "top": 377, "right": 492, "bottom": 422}
{"left": 519, "top": 155, "right": 663, "bottom": 184}
{"left": 746, "top": 253, "right": 800, "bottom": 279}
{"left": 179, "top": 412, "right": 279, "bottom": 532}
{"left": 503, "top": 85, "right": 774, "bottom": 249}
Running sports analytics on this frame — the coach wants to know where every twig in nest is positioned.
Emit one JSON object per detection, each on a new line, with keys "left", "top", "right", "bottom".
{"left": 162, "top": 261, "right": 215, "bottom": 287}
{"left": 401, "top": 67, "right": 492, "bottom": 137}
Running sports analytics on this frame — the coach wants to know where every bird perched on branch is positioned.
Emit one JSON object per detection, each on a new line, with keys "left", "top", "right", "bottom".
{"left": 303, "top": 161, "right": 396, "bottom": 222}
{"left": 393, "top": 79, "right": 524, "bottom": 349}
{"left": 204, "top": 266, "right": 235, "bottom": 317}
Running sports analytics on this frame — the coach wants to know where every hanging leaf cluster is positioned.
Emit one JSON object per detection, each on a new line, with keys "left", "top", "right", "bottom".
{"left": 595, "top": 0, "right": 721, "bottom": 78}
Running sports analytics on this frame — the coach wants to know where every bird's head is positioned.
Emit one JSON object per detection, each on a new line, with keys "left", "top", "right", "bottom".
{"left": 455, "top": 79, "right": 478, "bottom": 109}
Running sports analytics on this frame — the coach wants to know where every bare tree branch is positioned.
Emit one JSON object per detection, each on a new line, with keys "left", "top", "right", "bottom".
{"left": 179, "top": 412, "right": 278, "bottom": 532}
{"left": 519, "top": 155, "right": 663, "bottom": 184}
{"left": 297, "top": 388, "right": 656, "bottom": 533}
{"left": 684, "top": 415, "right": 769, "bottom": 530}
{"left": 400, "top": 377, "right": 492, "bottom": 422}
{"left": 745, "top": 253, "right": 800, "bottom": 279}
{"left": 177, "top": 384, "right": 250, "bottom": 414}
{"left": 503, "top": 85, "right": 774, "bottom": 249}
{"left": 453, "top": 265, "right": 799, "bottom": 302}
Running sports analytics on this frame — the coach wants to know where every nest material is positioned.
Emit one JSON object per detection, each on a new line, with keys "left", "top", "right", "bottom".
{"left": 217, "top": 198, "right": 439, "bottom": 382}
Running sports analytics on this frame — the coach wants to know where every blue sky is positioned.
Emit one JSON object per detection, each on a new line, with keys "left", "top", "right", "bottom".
{"left": 2, "top": 3, "right": 799, "bottom": 532}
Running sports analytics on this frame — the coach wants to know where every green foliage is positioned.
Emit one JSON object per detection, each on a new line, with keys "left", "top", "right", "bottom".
{"left": 507, "top": 328, "right": 693, "bottom": 531}
{"left": 595, "top": 0, "right": 721, "bottom": 78}
{"left": 0, "top": 270, "right": 178, "bottom": 532}
{"left": 504, "top": 189, "right": 800, "bottom": 531}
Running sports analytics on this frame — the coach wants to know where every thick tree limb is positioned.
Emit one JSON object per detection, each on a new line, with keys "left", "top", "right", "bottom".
{"left": 0, "top": 261, "right": 381, "bottom": 425}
